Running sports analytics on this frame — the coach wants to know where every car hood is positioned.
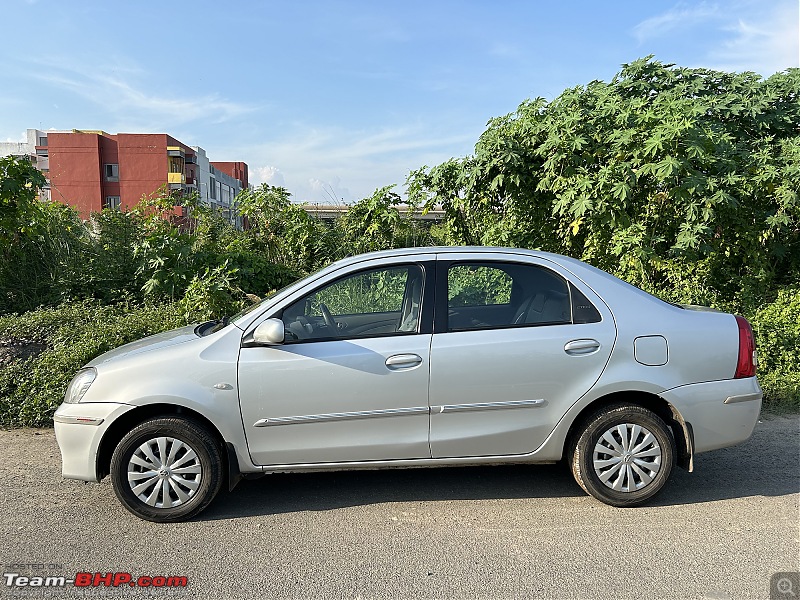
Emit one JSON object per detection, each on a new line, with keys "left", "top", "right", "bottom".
{"left": 86, "top": 325, "right": 199, "bottom": 367}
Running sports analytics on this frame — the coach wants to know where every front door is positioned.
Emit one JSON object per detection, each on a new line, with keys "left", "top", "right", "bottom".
{"left": 238, "top": 263, "right": 432, "bottom": 466}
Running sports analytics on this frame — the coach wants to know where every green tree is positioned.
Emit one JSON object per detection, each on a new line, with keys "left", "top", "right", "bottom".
{"left": 0, "top": 155, "right": 47, "bottom": 244}
{"left": 237, "top": 183, "right": 338, "bottom": 272}
{"left": 408, "top": 58, "right": 800, "bottom": 310}
{"left": 0, "top": 156, "right": 91, "bottom": 313}
{"left": 337, "top": 185, "right": 432, "bottom": 255}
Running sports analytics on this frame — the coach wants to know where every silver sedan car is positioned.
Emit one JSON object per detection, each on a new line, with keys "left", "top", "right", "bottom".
{"left": 54, "top": 247, "right": 762, "bottom": 521}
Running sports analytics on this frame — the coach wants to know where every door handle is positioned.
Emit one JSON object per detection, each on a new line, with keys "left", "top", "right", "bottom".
{"left": 385, "top": 354, "right": 423, "bottom": 369}
{"left": 564, "top": 339, "right": 601, "bottom": 355}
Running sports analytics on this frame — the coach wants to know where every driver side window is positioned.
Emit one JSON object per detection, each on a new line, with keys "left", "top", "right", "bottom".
{"left": 281, "top": 264, "right": 424, "bottom": 342}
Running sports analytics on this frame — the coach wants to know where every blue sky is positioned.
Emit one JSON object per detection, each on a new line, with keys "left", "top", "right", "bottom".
{"left": 1, "top": 0, "right": 798, "bottom": 203}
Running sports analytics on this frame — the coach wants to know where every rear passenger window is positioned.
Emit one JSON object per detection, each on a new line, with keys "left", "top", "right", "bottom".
{"left": 446, "top": 262, "right": 571, "bottom": 331}
{"left": 448, "top": 265, "right": 512, "bottom": 307}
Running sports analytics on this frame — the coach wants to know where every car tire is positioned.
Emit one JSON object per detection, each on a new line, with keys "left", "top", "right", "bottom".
{"left": 570, "top": 403, "right": 675, "bottom": 507}
{"left": 110, "top": 417, "right": 224, "bottom": 522}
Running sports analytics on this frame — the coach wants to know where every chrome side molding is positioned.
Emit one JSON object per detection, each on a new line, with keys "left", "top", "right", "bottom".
{"left": 723, "top": 393, "right": 762, "bottom": 404}
{"left": 53, "top": 415, "right": 104, "bottom": 426}
{"left": 254, "top": 406, "right": 429, "bottom": 427}
{"left": 254, "top": 399, "right": 546, "bottom": 427}
{"left": 253, "top": 398, "right": 547, "bottom": 427}
{"left": 431, "top": 399, "right": 546, "bottom": 414}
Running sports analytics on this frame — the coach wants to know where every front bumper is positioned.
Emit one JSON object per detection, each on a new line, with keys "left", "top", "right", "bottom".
{"left": 661, "top": 377, "right": 762, "bottom": 454}
{"left": 54, "top": 402, "right": 135, "bottom": 481}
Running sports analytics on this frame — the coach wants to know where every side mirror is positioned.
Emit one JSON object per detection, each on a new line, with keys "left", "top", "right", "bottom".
{"left": 252, "top": 318, "right": 285, "bottom": 345}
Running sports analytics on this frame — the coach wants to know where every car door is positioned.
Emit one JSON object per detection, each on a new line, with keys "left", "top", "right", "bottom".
{"left": 238, "top": 260, "right": 434, "bottom": 466}
{"left": 428, "top": 254, "right": 616, "bottom": 458}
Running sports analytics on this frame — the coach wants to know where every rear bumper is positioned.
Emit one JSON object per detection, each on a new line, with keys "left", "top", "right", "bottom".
{"left": 661, "top": 377, "right": 762, "bottom": 454}
{"left": 54, "top": 402, "right": 135, "bottom": 481}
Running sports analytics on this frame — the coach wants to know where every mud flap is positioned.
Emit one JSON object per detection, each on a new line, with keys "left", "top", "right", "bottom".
{"left": 226, "top": 442, "right": 243, "bottom": 492}
{"left": 668, "top": 407, "right": 695, "bottom": 472}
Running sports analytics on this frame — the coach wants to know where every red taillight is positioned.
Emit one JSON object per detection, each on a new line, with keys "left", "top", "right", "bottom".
{"left": 734, "top": 315, "right": 757, "bottom": 378}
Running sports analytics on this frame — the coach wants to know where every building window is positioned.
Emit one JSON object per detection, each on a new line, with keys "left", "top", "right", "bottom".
{"left": 104, "top": 164, "right": 119, "bottom": 182}
{"left": 169, "top": 157, "right": 184, "bottom": 173}
{"left": 38, "top": 136, "right": 48, "bottom": 146}
{"left": 209, "top": 178, "right": 216, "bottom": 199}
{"left": 104, "top": 196, "right": 121, "bottom": 210}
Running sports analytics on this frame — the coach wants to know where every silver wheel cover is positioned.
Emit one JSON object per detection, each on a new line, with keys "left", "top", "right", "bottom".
{"left": 127, "top": 437, "right": 202, "bottom": 508}
{"left": 592, "top": 423, "right": 662, "bottom": 492}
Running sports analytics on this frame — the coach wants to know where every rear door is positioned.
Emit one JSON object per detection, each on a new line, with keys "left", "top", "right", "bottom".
{"left": 428, "top": 254, "right": 616, "bottom": 458}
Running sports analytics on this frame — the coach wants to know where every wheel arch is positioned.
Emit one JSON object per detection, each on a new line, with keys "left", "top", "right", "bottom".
{"left": 96, "top": 403, "right": 241, "bottom": 485}
{"left": 563, "top": 390, "right": 694, "bottom": 471}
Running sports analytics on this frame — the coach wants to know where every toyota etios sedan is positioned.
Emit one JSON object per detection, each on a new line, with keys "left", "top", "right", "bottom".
{"left": 54, "top": 247, "right": 761, "bottom": 521}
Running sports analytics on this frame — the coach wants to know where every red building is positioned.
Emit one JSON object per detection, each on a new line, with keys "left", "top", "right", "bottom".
{"left": 42, "top": 130, "right": 247, "bottom": 220}
{"left": 211, "top": 161, "right": 249, "bottom": 191}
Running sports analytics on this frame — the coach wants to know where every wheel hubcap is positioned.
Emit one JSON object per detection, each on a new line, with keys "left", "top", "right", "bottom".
{"left": 127, "top": 437, "right": 202, "bottom": 508}
{"left": 592, "top": 423, "right": 662, "bottom": 492}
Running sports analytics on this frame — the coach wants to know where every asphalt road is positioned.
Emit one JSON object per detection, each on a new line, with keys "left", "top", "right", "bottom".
{"left": 1, "top": 415, "right": 798, "bottom": 600}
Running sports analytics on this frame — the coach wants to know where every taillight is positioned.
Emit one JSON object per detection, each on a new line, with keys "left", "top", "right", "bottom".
{"left": 734, "top": 315, "right": 757, "bottom": 378}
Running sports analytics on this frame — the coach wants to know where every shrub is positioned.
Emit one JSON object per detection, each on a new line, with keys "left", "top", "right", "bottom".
{"left": 749, "top": 286, "right": 800, "bottom": 411}
{"left": 177, "top": 261, "right": 247, "bottom": 323}
{"left": 0, "top": 198, "right": 91, "bottom": 314}
{"left": 0, "top": 300, "right": 184, "bottom": 427}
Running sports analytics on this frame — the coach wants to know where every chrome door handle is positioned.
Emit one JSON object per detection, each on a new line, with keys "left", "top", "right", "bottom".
{"left": 385, "top": 354, "right": 423, "bottom": 369}
{"left": 564, "top": 339, "right": 601, "bottom": 355}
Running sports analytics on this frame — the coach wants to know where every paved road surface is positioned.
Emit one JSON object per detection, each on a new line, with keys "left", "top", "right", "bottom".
{"left": 1, "top": 415, "right": 798, "bottom": 599}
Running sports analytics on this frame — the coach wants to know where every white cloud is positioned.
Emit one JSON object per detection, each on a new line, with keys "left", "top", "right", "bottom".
{"left": 253, "top": 166, "right": 286, "bottom": 188}
{"left": 709, "top": 5, "right": 800, "bottom": 74}
{"left": 633, "top": 0, "right": 799, "bottom": 75}
{"left": 243, "top": 124, "right": 476, "bottom": 204}
{"left": 25, "top": 57, "right": 256, "bottom": 130}
{"left": 633, "top": 2, "right": 721, "bottom": 43}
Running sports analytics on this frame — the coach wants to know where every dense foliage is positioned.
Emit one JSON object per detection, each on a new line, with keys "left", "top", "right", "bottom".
{"left": 749, "top": 286, "right": 800, "bottom": 411}
{"left": 0, "top": 57, "right": 798, "bottom": 426}
{"left": 408, "top": 58, "right": 799, "bottom": 310}
{"left": 0, "top": 183, "right": 300, "bottom": 318}
{"left": 0, "top": 174, "right": 433, "bottom": 424}
{"left": 0, "top": 300, "right": 184, "bottom": 427}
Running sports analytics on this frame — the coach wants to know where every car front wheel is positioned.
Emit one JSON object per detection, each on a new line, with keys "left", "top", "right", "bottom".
{"left": 570, "top": 403, "right": 675, "bottom": 507}
{"left": 110, "top": 417, "right": 224, "bottom": 522}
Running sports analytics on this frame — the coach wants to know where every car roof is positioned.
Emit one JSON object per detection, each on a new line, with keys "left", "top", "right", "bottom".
{"left": 332, "top": 246, "right": 563, "bottom": 266}
{"left": 330, "top": 246, "right": 607, "bottom": 283}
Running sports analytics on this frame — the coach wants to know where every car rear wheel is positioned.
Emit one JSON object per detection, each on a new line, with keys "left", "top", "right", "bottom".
{"left": 570, "top": 403, "right": 675, "bottom": 507}
{"left": 110, "top": 417, "right": 223, "bottom": 522}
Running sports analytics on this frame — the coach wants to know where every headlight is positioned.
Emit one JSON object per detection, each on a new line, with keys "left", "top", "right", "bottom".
{"left": 64, "top": 368, "right": 97, "bottom": 404}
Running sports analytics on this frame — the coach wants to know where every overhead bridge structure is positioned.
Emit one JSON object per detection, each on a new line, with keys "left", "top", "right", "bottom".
{"left": 301, "top": 204, "right": 445, "bottom": 222}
